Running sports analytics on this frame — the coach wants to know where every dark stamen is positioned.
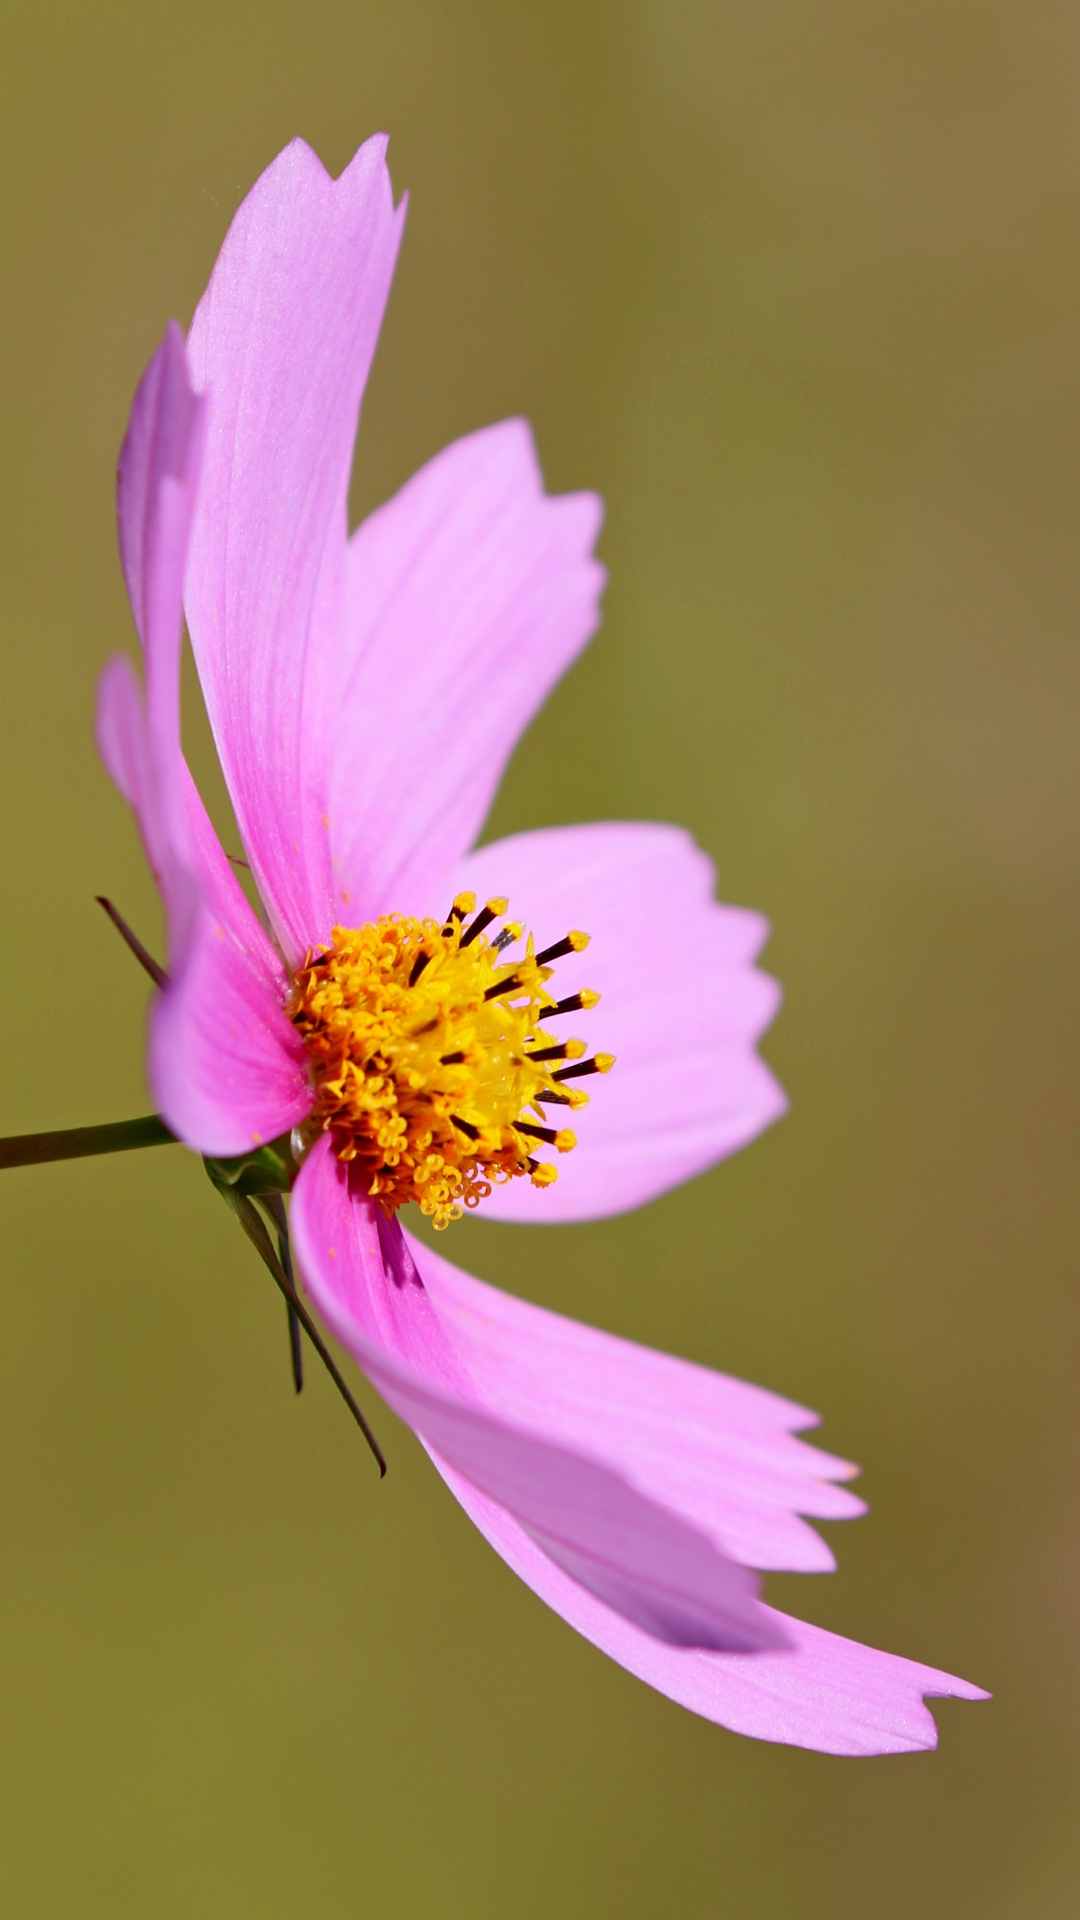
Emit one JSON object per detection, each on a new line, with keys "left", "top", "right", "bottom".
{"left": 535, "top": 934, "right": 579, "bottom": 966}
{"left": 514, "top": 1121, "right": 563, "bottom": 1145}
{"left": 553, "top": 1056, "right": 607, "bottom": 1081}
{"left": 409, "top": 950, "right": 431, "bottom": 987}
{"left": 440, "top": 1051, "right": 467, "bottom": 1065}
{"left": 540, "top": 992, "right": 591, "bottom": 1018}
{"left": 536, "top": 1090, "right": 575, "bottom": 1105}
{"left": 460, "top": 904, "right": 498, "bottom": 948}
{"left": 491, "top": 927, "right": 518, "bottom": 954}
{"left": 524, "top": 1042, "right": 570, "bottom": 1063}
{"left": 484, "top": 974, "right": 522, "bottom": 1002}
{"left": 451, "top": 1114, "right": 480, "bottom": 1140}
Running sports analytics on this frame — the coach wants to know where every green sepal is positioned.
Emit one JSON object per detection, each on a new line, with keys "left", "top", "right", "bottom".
{"left": 203, "top": 1134, "right": 296, "bottom": 1199}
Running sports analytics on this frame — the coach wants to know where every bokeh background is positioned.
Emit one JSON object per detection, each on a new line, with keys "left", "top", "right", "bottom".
{"left": 3, "top": 1, "right": 1075, "bottom": 1912}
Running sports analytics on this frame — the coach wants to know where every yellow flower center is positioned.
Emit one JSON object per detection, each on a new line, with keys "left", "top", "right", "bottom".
{"left": 289, "top": 893, "right": 614, "bottom": 1229}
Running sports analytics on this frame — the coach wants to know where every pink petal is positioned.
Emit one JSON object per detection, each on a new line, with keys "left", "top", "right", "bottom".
{"left": 290, "top": 1137, "right": 785, "bottom": 1653}
{"left": 322, "top": 421, "right": 604, "bottom": 922}
{"left": 98, "top": 324, "right": 309, "bottom": 1154}
{"left": 401, "top": 1233, "right": 864, "bottom": 1574}
{"left": 451, "top": 823, "right": 787, "bottom": 1221}
{"left": 184, "top": 137, "right": 406, "bottom": 963}
{"left": 431, "top": 1459, "right": 988, "bottom": 1755}
{"left": 110, "top": 318, "right": 206, "bottom": 883}
{"left": 147, "top": 872, "right": 309, "bottom": 1155}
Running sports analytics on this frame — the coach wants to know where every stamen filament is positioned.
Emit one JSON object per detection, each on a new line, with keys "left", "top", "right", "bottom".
{"left": 483, "top": 974, "right": 522, "bottom": 1003}
{"left": 526, "top": 1039, "right": 586, "bottom": 1063}
{"left": 540, "top": 990, "right": 600, "bottom": 1018}
{"left": 553, "top": 1053, "right": 616, "bottom": 1081}
{"left": 534, "top": 931, "right": 590, "bottom": 966}
{"left": 460, "top": 897, "right": 509, "bottom": 949}
{"left": 514, "top": 1121, "right": 576, "bottom": 1151}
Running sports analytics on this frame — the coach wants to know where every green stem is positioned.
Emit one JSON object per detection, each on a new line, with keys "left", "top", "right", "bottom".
{"left": 225, "top": 1187, "right": 386, "bottom": 1476}
{"left": 0, "top": 1114, "right": 177, "bottom": 1171}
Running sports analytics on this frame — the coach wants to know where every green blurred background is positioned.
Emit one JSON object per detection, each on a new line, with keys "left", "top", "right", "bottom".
{"left": 2, "top": 0, "right": 1075, "bottom": 1912}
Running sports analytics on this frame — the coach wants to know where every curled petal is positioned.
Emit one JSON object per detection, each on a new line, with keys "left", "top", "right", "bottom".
{"left": 290, "top": 1137, "right": 785, "bottom": 1654}
{"left": 432, "top": 1460, "right": 988, "bottom": 1755}
{"left": 148, "top": 877, "right": 309, "bottom": 1156}
{"left": 97, "top": 324, "right": 309, "bottom": 1154}
{"left": 402, "top": 1233, "right": 864, "bottom": 1574}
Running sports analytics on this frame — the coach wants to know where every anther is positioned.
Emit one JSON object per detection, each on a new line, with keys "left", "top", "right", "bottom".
{"left": 553, "top": 1053, "right": 616, "bottom": 1081}
{"left": 525, "top": 1039, "right": 586, "bottom": 1063}
{"left": 534, "top": 930, "right": 590, "bottom": 967}
{"left": 448, "top": 891, "right": 475, "bottom": 924}
{"left": 491, "top": 922, "right": 522, "bottom": 954}
{"left": 408, "top": 950, "right": 432, "bottom": 987}
{"left": 483, "top": 974, "right": 522, "bottom": 1002}
{"left": 460, "top": 896, "right": 510, "bottom": 949}
{"left": 539, "top": 990, "right": 600, "bottom": 1018}
{"left": 514, "top": 1122, "right": 577, "bottom": 1151}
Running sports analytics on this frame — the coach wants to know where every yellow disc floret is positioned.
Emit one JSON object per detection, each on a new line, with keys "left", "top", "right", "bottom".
{"left": 289, "top": 895, "right": 613, "bottom": 1229}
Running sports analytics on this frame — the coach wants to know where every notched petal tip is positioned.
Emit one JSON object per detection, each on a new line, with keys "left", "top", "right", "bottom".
{"left": 267, "top": 130, "right": 398, "bottom": 208}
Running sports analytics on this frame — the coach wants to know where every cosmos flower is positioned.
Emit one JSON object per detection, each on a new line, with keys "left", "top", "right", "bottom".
{"left": 97, "top": 136, "right": 984, "bottom": 1754}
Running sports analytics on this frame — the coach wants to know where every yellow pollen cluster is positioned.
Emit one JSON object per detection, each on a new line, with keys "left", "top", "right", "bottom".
{"left": 289, "top": 894, "right": 614, "bottom": 1229}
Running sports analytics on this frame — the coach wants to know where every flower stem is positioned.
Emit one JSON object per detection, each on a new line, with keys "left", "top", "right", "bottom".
{"left": 0, "top": 1114, "right": 177, "bottom": 1171}
{"left": 264, "top": 1190, "right": 305, "bottom": 1394}
{"left": 224, "top": 1187, "right": 386, "bottom": 1476}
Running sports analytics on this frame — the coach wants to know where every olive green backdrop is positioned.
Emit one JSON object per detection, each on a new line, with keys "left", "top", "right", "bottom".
{"left": 2, "top": 1, "right": 1074, "bottom": 1914}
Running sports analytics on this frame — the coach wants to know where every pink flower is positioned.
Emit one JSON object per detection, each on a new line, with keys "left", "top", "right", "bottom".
{"left": 97, "top": 136, "right": 984, "bottom": 1754}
